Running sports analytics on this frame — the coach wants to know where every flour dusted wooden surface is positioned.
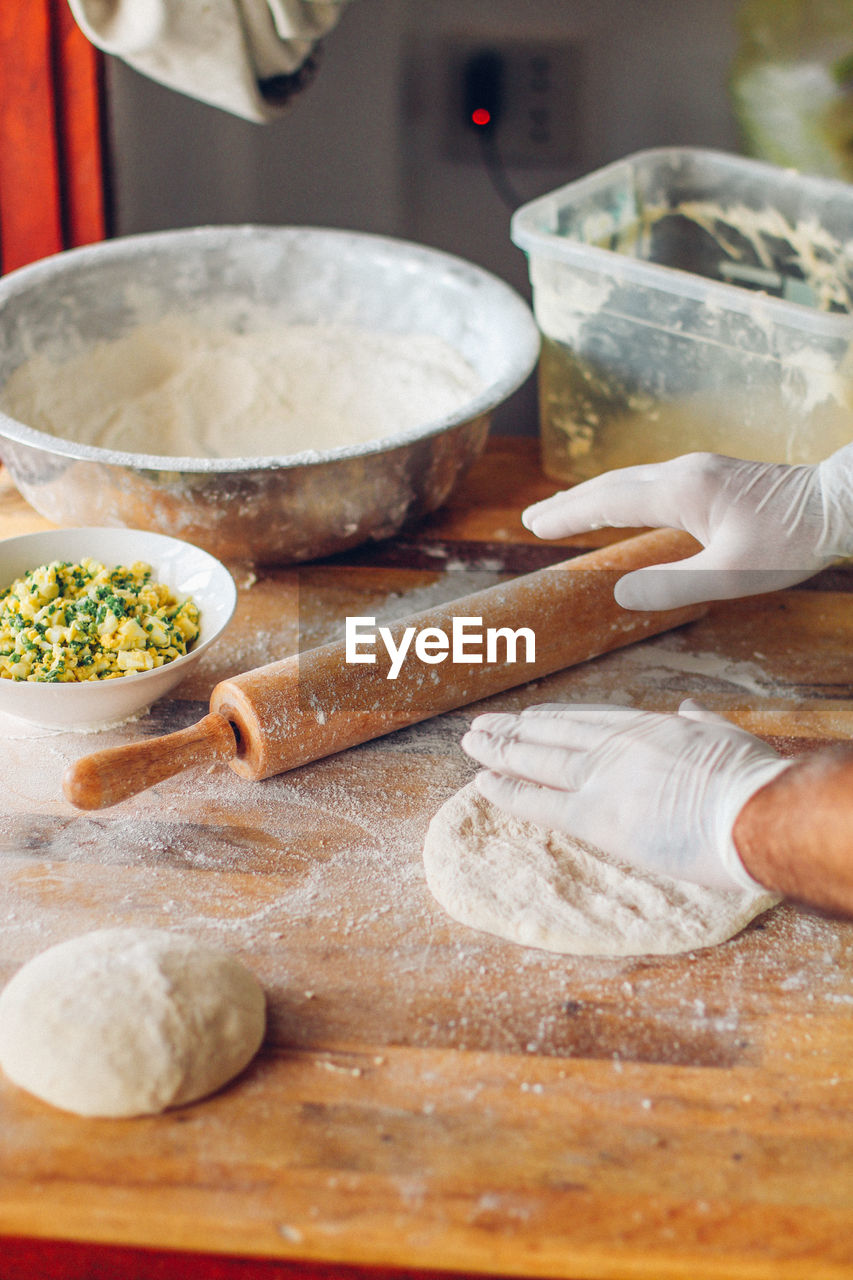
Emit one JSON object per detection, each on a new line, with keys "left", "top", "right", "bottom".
{"left": 1, "top": 441, "right": 852, "bottom": 1280}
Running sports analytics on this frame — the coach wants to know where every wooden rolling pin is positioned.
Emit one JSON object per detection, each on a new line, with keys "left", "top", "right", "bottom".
{"left": 63, "top": 528, "right": 704, "bottom": 809}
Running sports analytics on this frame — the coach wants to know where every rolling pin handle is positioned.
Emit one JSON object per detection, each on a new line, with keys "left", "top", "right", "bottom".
{"left": 62, "top": 712, "right": 238, "bottom": 810}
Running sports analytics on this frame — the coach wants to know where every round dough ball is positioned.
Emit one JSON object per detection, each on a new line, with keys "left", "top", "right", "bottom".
{"left": 0, "top": 928, "right": 266, "bottom": 1116}
{"left": 423, "top": 781, "right": 779, "bottom": 957}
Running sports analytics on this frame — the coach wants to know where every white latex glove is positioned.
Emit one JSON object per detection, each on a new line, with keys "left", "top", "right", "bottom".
{"left": 522, "top": 444, "right": 853, "bottom": 610}
{"left": 461, "top": 701, "right": 792, "bottom": 892}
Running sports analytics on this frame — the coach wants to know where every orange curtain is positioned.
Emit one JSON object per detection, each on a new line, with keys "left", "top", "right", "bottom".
{"left": 0, "top": 0, "right": 108, "bottom": 274}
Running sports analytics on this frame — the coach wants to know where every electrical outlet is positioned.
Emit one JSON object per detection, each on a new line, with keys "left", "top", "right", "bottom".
{"left": 444, "top": 38, "right": 581, "bottom": 168}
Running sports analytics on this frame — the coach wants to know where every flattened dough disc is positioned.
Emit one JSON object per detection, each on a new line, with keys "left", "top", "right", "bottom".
{"left": 423, "top": 781, "right": 779, "bottom": 957}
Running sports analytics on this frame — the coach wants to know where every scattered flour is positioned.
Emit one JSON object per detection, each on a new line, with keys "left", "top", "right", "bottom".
{"left": 618, "top": 643, "right": 779, "bottom": 698}
{"left": 0, "top": 566, "right": 849, "bottom": 1071}
{"left": 0, "top": 317, "right": 484, "bottom": 459}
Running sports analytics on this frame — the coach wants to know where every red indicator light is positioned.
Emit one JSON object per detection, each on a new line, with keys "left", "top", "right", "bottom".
{"left": 471, "top": 107, "right": 491, "bottom": 127}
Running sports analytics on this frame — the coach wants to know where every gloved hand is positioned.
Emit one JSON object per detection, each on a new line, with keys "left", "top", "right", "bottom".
{"left": 522, "top": 444, "right": 853, "bottom": 610}
{"left": 461, "top": 700, "right": 792, "bottom": 892}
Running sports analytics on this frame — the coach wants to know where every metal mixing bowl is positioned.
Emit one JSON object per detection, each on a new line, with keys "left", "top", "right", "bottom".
{"left": 0, "top": 226, "right": 539, "bottom": 564}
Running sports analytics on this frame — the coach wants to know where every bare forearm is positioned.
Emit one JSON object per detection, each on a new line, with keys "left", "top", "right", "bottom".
{"left": 733, "top": 746, "right": 853, "bottom": 917}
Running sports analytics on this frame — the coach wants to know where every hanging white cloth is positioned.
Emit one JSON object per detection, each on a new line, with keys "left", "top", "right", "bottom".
{"left": 67, "top": 0, "right": 349, "bottom": 122}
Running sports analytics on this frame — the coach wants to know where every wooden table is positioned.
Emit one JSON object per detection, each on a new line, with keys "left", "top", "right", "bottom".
{"left": 1, "top": 439, "right": 852, "bottom": 1280}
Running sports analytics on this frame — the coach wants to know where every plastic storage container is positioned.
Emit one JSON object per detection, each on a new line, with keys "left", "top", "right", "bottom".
{"left": 511, "top": 147, "right": 853, "bottom": 485}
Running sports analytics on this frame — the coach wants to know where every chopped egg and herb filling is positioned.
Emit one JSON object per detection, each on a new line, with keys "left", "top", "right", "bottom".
{"left": 0, "top": 559, "right": 200, "bottom": 682}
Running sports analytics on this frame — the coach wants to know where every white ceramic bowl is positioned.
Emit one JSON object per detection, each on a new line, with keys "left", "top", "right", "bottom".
{"left": 0, "top": 528, "right": 236, "bottom": 730}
